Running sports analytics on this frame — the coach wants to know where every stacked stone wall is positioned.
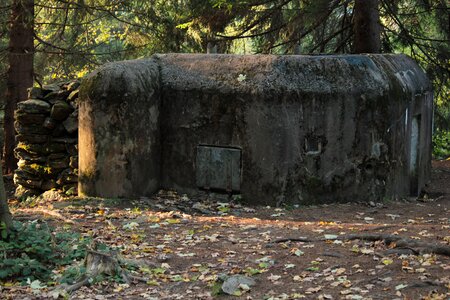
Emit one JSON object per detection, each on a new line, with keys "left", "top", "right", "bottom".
{"left": 13, "top": 81, "right": 79, "bottom": 198}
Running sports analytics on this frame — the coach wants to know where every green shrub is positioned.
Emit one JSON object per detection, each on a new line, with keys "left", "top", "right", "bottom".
{"left": 0, "top": 221, "right": 91, "bottom": 284}
{"left": 433, "top": 129, "right": 450, "bottom": 159}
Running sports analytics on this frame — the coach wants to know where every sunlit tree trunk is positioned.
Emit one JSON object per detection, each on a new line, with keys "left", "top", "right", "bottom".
{"left": 4, "top": 0, "right": 34, "bottom": 173}
{"left": 353, "top": 0, "right": 381, "bottom": 53}
{"left": 0, "top": 163, "right": 12, "bottom": 233}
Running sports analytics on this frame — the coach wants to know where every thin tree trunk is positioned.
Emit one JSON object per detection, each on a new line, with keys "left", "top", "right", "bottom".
{"left": 353, "top": 0, "right": 381, "bottom": 53}
{"left": 4, "top": 0, "right": 34, "bottom": 174}
{"left": 0, "top": 163, "right": 12, "bottom": 232}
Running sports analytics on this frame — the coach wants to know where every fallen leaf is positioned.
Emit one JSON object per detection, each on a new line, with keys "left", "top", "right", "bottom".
{"left": 305, "top": 286, "right": 322, "bottom": 294}
{"left": 268, "top": 274, "right": 282, "bottom": 282}
{"left": 285, "top": 264, "right": 296, "bottom": 269}
{"left": 395, "top": 283, "right": 408, "bottom": 290}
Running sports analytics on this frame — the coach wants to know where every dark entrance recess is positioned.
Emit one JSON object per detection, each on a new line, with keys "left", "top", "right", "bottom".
{"left": 409, "top": 115, "right": 421, "bottom": 196}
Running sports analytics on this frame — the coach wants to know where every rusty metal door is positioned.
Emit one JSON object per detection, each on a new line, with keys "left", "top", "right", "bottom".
{"left": 196, "top": 145, "right": 241, "bottom": 192}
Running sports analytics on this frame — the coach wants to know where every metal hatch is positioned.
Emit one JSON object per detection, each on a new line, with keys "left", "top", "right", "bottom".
{"left": 196, "top": 145, "right": 241, "bottom": 192}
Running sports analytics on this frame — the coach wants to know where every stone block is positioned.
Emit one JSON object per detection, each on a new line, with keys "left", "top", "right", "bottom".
{"left": 14, "top": 112, "right": 46, "bottom": 125}
{"left": 28, "top": 87, "right": 44, "bottom": 99}
{"left": 17, "top": 99, "right": 51, "bottom": 114}
{"left": 14, "top": 121, "right": 49, "bottom": 135}
{"left": 63, "top": 113, "right": 78, "bottom": 134}
{"left": 51, "top": 100, "right": 73, "bottom": 121}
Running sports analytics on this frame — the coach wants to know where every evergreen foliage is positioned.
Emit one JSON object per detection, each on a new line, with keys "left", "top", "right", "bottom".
{"left": 0, "top": 221, "right": 91, "bottom": 283}
{"left": 0, "top": 0, "right": 448, "bottom": 147}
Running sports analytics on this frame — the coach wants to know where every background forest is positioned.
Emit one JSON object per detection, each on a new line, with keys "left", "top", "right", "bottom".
{"left": 0, "top": 0, "right": 449, "bottom": 164}
{"left": 0, "top": 1, "right": 449, "bottom": 297}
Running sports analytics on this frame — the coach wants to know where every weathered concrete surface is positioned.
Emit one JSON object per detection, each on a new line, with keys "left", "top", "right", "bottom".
{"left": 79, "top": 54, "right": 433, "bottom": 205}
{"left": 79, "top": 59, "right": 160, "bottom": 198}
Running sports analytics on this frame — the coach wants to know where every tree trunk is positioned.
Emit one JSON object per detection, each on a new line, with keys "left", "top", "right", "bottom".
{"left": 353, "top": 0, "right": 381, "bottom": 53}
{"left": 4, "top": 0, "right": 34, "bottom": 174}
{"left": 0, "top": 163, "right": 12, "bottom": 232}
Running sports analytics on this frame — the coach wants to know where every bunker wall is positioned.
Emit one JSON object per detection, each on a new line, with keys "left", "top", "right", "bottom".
{"left": 78, "top": 59, "right": 161, "bottom": 198}
{"left": 77, "top": 54, "right": 433, "bottom": 204}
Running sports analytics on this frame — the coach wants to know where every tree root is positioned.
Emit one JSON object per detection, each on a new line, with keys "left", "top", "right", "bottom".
{"left": 272, "top": 237, "right": 315, "bottom": 243}
{"left": 341, "top": 234, "right": 450, "bottom": 257}
{"left": 61, "top": 250, "right": 152, "bottom": 293}
{"left": 271, "top": 233, "right": 450, "bottom": 257}
{"left": 405, "top": 280, "right": 443, "bottom": 289}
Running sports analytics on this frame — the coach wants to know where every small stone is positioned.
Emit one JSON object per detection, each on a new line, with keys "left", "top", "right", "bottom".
{"left": 14, "top": 148, "right": 46, "bottom": 162}
{"left": 44, "top": 90, "right": 71, "bottom": 103}
{"left": 15, "top": 185, "right": 40, "bottom": 199}
{"left": 14, "top": 112, "right": 46, "bottom": 125}
{"left": 63, "top": 113, "right": 78, "bottom": 134}
{"left": 13, "top": 172, "right": 42, "bottom": 189}
{"left": 42, "top": 84, "right": 60, "bottom": 94}
{"left": 17, "top": 99, "right": 51, "bottom": 114}
{"left": 43, "top": 117, "right": 57, "bottom": 130}
{"left": 221, "top": 275, "right": 256, "bottom": 295}
{"left": 15, "top": 168, "right": 40, "bottom": 180}
{"left": 16, "top": 142, "right": 66, "bottom": 155}
{"left": 28, "top": 87, "right": 44, "bottom": 99}
{"left": 38, "top": 189, "right": 64, "bottom": 201}
{"left": 50, "top": 101, "right": 73, "bottom": 121}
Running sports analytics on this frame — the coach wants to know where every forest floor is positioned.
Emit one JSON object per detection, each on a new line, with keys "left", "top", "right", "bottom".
{"left": 1, "top": 161, "right": 449, "bottom": 300}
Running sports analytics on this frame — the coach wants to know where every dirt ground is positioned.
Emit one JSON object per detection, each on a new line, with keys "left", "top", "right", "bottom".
{"left": 1, "top": 161, "right": 449, "bottom": 300}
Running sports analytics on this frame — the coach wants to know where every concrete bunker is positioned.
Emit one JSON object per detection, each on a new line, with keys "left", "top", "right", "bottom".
{"left": 78, "top": 54, "right": 433, "bottom": 205}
